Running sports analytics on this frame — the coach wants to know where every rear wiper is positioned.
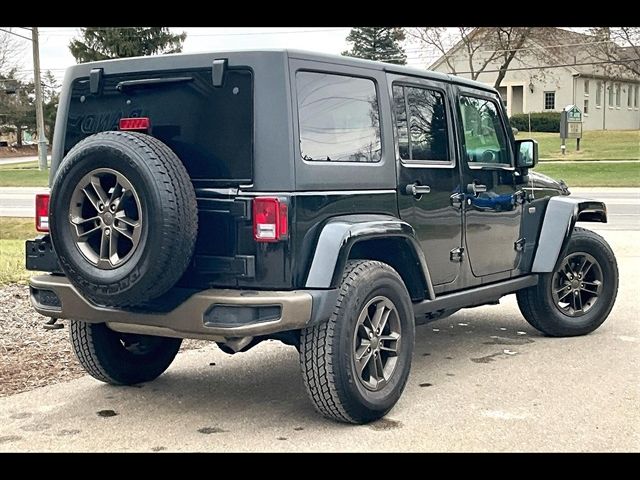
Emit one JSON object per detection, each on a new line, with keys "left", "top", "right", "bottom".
{"left": 116, "top": 76, "right": 194, "bottom": 91}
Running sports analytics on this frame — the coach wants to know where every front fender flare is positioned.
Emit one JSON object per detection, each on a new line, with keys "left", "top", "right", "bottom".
{"left": 531, "top": 196, "right": 607, "bottom": 273}
{"left": 304, "top": 214, "right": 435, "bottom": 300}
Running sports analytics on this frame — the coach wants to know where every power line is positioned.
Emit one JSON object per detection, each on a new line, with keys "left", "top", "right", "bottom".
{"left": 480, "top": 39, "right": 614, "bottom": 54}
{"left": 38, "top": 27, "right": 350, "bottom": 37}
{"left": 0, "top": 27, "right": 32, "bottom": 42}
{"left": 455, "top": 58, "right": 640, "bottom": 74}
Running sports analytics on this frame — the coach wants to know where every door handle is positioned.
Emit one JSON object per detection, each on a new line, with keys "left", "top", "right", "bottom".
{"left": 466, "top": 183, "right": 487, "bottom": 196}
{"left": 405, "top": 183, "right": 431, "bottom": 197}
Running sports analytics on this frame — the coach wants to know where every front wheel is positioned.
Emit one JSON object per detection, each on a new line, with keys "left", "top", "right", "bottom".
{"left": 299, "top": 260, "right": 415, "bottom": 424}
{"left": 517, "top": 227, "right": 618, "bottom": 337}
{"left": 70, "top": 321, "right": 182, "bottom": 385}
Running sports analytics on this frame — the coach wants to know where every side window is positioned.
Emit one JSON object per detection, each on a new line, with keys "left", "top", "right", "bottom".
{"left": 392, "top": 84, "right": 449, "bottom": 162}
{"left": 458, "top": 95, "right": 509, "bottom": 165}
{"left": 296, "top": 71, "right": 381, "bottom": 163}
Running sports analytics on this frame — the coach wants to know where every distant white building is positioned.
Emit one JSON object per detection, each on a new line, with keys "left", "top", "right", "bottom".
{"left": 430, "top": 28, "right": 640, "bottom": 131}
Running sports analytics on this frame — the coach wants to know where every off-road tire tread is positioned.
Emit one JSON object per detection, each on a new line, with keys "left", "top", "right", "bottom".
{"left": 517, "top": 227, "right": 618, "bottom": 336}
{"left": 69, "top": 320, "right": 182, "bottom": 385}
{"left": 300, "top": 260, "right": 395, "bottom": 424}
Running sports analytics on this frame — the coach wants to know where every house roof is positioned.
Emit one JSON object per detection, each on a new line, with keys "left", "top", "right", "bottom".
{"left": 429, "top": 27, "right": 640, "bottom": 82}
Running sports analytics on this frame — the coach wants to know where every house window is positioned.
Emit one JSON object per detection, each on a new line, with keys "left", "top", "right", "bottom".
{"left": 584, "top": 79, "right": 589, "bottom": 96}
{"left": 629, "top": 84, "right": 634, "bottom": 108}
{"left": 595, "top": 81, "right": 602, "bottom": 107}
{"left": 615, "top": 83, "right": 621, "bottom": 107}
{"left": 296, "top": 71, "right": 381, "bottom": 163}
{"left": 608, "top": 83, "right": 614, "bottom": 107}
{"left": 584, "top": 98, "right": 589, "bottom": 115}
{"left": 544, "top": 91, "right": 555, "bottom": 110}
{"left": 393, "top": 84, "right": 450, "bottom": 162}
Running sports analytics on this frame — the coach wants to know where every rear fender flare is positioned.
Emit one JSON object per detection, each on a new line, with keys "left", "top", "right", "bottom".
{"left": 304, "top": 214, "right": 435, "bottom": 300}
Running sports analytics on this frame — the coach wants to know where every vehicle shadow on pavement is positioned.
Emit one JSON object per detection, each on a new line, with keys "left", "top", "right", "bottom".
{"left": 66, "top": 308, "right": 546, "bottom": 423}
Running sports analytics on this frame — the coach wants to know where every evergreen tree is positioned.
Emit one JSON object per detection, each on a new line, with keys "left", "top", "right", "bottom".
{"left": 342, "top": 27, "right": 407, "bottom": 65}
{"left": 69, "top": 27, "right": 187, "bottom": 63}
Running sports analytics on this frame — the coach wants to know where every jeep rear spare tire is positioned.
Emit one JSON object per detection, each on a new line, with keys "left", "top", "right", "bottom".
{"left": 49, "top": 131, "right": 197, "bottom": 307}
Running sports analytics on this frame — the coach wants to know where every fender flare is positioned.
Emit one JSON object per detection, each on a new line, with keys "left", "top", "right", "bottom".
{"left": 304, "top": 214, "right": 435, "bottom": 300}
{"left": 531, "top": 196, "right": 607, "bottom": 273}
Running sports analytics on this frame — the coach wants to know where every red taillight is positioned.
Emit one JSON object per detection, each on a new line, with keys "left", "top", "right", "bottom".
{"left": 35, "top": 193, "right": 50, "bottom": 232}
{"left": 118, "top": 117, "right": 150, "bottom": 132}
{"left": 253, "top": 197, "right": 288, "bottom": 242}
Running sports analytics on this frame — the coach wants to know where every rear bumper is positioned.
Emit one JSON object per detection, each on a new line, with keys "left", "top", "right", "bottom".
{"left": 29, "top": 275, "right": 337, "bottom": 341}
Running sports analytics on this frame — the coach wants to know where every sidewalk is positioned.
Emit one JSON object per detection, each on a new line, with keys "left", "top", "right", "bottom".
{"left": 0, "top": 155, "right": 52, "bottom": 166}
{"left": 539, "top": 159, "right": 639, "bottom": 164}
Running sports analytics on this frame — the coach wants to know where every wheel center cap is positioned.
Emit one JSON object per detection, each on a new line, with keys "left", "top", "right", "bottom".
{"left": 103, "top": 212, "right": 113, "bottom": 226}
{"left": 571, "top": 279, "right": 580, "bottom": 289}
{"left": 370, "top": 337, "right": 380, "bottom": 350}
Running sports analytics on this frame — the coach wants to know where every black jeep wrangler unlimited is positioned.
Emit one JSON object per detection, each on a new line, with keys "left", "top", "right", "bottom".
{"left": 27, "top": 50, "right": 618, "bottom": 424}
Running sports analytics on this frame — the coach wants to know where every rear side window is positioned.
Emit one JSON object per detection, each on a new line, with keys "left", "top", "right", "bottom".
{"left": 296, "top": 71, "right": 381, "bottom": 163}
{"left": 393, "top": 84, "right": 449, "bottom": 162}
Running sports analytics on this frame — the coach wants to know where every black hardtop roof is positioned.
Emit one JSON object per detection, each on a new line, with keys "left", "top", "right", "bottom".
{"left": 68, "top": 48, "right": 498, "bottom": 94}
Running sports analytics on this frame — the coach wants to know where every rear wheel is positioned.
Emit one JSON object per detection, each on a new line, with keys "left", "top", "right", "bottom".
{"left": 69, "top": 321, "right": 182, "bottom": 385}
{"left": 299, "top": 260, "right": 415, "bottom": 424}
{"left": 517, "top": 227, "right": 618, "bottom": 337}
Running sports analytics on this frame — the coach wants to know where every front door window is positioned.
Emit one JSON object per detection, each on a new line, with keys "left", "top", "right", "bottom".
{"left": 458, "top": 96, "right": 509, "bottom": 166}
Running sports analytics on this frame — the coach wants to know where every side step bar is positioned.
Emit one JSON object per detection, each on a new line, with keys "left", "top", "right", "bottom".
{"left": 413, "top": 275, "right": 538, "bottom": 317}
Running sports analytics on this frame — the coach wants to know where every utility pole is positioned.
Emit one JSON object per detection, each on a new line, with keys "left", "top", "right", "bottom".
{"left": 31, "top": 27, "right": 48, "bottom": 171}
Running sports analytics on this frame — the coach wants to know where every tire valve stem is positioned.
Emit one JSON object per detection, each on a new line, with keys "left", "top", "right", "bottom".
{"left": 43, "top": 317, "right": 64, "bottom": 331}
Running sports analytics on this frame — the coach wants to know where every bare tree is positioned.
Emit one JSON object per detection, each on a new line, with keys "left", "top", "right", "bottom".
{"left": 588, "top": 27, "right": 640, "bottom": 78}
{"left": 0, "top": 28, "right": 25, "bottom": 76}
{"left": 406, "top": 27, "right": 563, "bottom": 89}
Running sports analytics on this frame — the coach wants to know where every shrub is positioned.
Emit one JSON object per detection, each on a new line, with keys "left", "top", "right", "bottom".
{"left": 509, "top": 112, "right": 561, "bottom": 133}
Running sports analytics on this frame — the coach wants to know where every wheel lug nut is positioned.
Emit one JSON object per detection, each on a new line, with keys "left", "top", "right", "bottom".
{"left": 105, "top": 228, "right": 110, "bottom": 236}
{"left": 98, "top": 204, "right": 104, "bottom": 212}
{"left": 110, "top": 204, "right": 116, "bottom": 212}
{"left": 574, "top": 290, "right": 579, "bottom": 295}
{"left": 580, "top": 283, "right": 584, "bottom": 288}
{"left": 367, "top": 347, "right": 371, "bottom": 353}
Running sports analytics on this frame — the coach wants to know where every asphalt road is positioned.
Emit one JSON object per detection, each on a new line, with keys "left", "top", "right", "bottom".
{"left": 0, "top": 223, "right": 638, "bottom": 451}
{"left": 1, "top": 187, "right": 639, "bottom": 227}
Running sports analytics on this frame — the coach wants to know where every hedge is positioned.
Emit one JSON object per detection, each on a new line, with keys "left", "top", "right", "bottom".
{"left": 509, "top": 112, "right": 561, "bottom": 133}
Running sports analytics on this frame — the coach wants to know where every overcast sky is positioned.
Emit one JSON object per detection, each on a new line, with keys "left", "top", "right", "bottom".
{"left": 7, "top": 27, "right": 437, "bottom": 83}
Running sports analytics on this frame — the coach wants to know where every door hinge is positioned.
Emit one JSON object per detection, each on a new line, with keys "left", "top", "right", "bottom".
{"left": 450, "top": 192, "right": 465, "bottom": 210}
{"left": 514, "top": 238, "right": 526, "bottom": 252}
{"left": 450, "top": 247, "right": 464, "bottom": 263}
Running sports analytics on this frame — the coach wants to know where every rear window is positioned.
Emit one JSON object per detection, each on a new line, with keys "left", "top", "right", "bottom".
{"left": 65, "top": 68, "right": 253, "bottom": 185}
{"left": 296, "top": 71, "right": 381, "bottom": 163}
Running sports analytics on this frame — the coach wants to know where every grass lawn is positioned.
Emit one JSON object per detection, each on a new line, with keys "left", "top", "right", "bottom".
{"left": 0, "top": 217, "right": 38, "bottom": 284}
{"left": 0, "top": 161, "right": 49, "bottom": 187}
{"left": 522, "top": 130, "right": 640, "bottom": 161}
{"left": 536, "top": 162, "right": 640, "bottom": 187}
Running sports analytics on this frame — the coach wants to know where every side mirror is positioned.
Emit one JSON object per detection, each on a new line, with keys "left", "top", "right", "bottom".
{"left": 515, "top": 139, "right": 538, "bottom": 169}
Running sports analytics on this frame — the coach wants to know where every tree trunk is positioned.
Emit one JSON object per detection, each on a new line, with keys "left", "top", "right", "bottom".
{"left": 16, "top": 126, "right": 22, "bottom": 148}
{"left": 494, "top": 69, "right": 507, "bottom": 89}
